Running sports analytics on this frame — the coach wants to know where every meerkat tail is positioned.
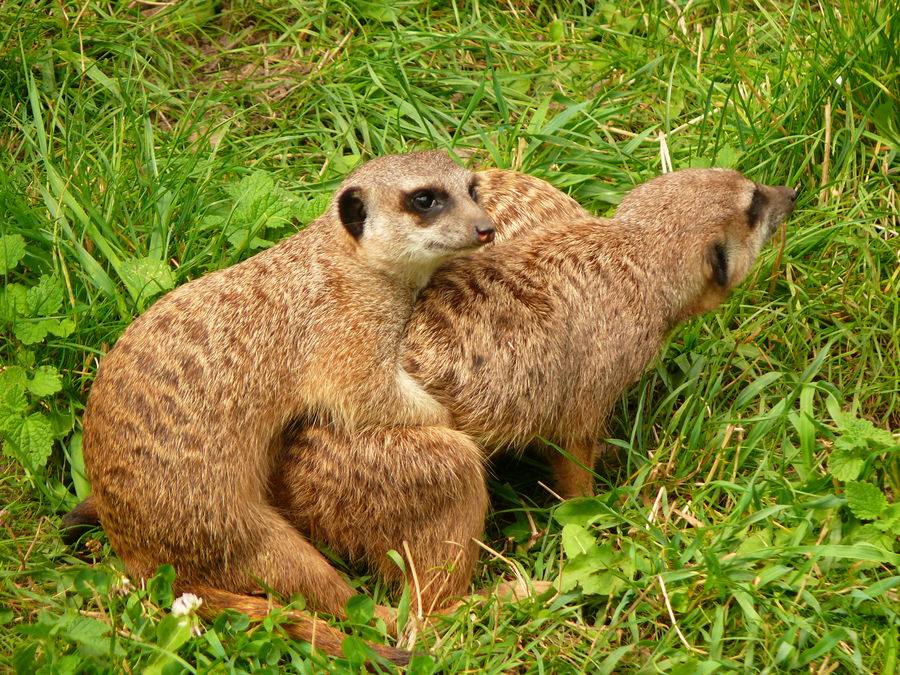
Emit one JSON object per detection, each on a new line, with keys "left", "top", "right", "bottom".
{"left": 60, "top": 497, "right": 100, "bottom": 546}
{"left": 187, "top": 585, "right": 411, "bottom": 666}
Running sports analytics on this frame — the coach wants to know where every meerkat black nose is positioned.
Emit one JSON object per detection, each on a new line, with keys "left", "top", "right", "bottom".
{"left": 476, "top": 225, "right": 495, "bottom": 244}
{"left": 776, "top": 186, "right": 798, "bottom": 211}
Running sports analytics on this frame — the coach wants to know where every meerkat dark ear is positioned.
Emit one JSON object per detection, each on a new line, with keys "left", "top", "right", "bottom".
{"left": 708, "top": 242, "right": 729, "bottom": 287}
{"left": 338, "top": 187, "right": 366, "bottom": 240}
{"left": 747, "top": 186, "right": 767, "bottom": 229}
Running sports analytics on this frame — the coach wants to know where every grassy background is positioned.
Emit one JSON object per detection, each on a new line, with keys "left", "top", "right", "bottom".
{"left": 1, "top": 0, "right": 898, "bottom": 672}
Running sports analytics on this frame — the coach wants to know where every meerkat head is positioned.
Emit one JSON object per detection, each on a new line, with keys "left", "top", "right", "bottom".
{"left": 332, "top": 151, "right": 495, "bottom": 289}
{"left": 614, "top": 168, "right": 797, "bottom": 319}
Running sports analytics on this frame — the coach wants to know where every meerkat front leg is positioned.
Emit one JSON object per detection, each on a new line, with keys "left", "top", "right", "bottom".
{"left": 271, "top": 424, "right": 489, "bottom": 616}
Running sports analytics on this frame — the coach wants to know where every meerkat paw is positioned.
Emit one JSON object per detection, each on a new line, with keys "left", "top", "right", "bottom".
{"left": 490, "top": 578, "right": 556, "bottom": 603}
{"left": 374, "top": 604, "right": 399, "bottom": 634}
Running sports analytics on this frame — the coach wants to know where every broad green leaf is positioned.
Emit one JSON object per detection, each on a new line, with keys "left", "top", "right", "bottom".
{"left": 156, "top": 613, "right": 192, "bottom": 652}
{"left": 24, "top": 274, "right": 63, "bottom": 316}
{"left": 296, "top": 194, "right": 329, "bottom": 225}
{"left": 119, "top": 257, "right": 175, "bottom": 303}
{"left": 0, "top": 365, "right": 27, "bottom": 391}
{"left": 147, "top": 565, "right": 176, "bottom": 607}
{"left": 222, "top": 171, "right": 302, "bottom": 250}
{"left": 50, "top": 317, "right": 76, "bottom": 338}
{"left": 851, "top": 523, "right": 897, "bottom": 552}
{"left": 407, "top": 654, "right": 438, "bottom": 675}
{"left": 341, "top": 635, "right": 369, "bottom": 669}
{"left": 560, "top": 548, "right": 621, "bottom": 596}
{"left": 27, "top": 365, "right": 62, "bottom": 397}
{"left": 828, "top": 445, "right": 866, "bottom": 482}
{"left": 561, "top": 523, "right": 597, "bottom": 558}
{"left": 229, "top": 171, "right": 297, "bottom": 229}
{"left": 736, "top": 529, "right": 772, "bottom": 556}
{"left": 330, "top": 154, "right": 362, "bottom": 175}
{"left": 144, "top": 613, "right": 192, "bottom": 675}
{"left": 547, "top": 19, "right": 564, "bottom": 42}
{"left": 715, "top": 145, "right": 743, "bottom": 168}
{"left": 4, "top": 412, "right": 54, "bottom": 468}
{"left": 345, "top": 594, "right": 375, "bottom": 624}
{"left": 61, "top": 615, "right": 110, "bottom": 658}
{"left": 554, "top": 498, "right": 607, "bottom": 525}
{"left": 0, "top": 369, "right": 28, "bottom": 433}
{"left": 0, "top": 234, "right": 26, "bottom": 274}
{"left": 845, "top": 481, "right": 888, "bottom": 520}
{"left": 0, "top": 283, "right": 28, "bottom": 321}
{"left": 835, "top": 413, "right": 894, "bottom": 451}
{"left": 13, "top": 318, "right": 59, "bottom": 345}
{"left": 351, "top": 0, "right": 398, "bottom": 22}
{"left": 874, "top": 504, "right": 900, "bottom": 535}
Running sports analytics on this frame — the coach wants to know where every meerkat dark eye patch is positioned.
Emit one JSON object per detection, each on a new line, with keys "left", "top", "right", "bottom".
{"left": 747, "top": 186, "right": 767, "bottom": 229}
{"left": 338, "top": 187, "right": 366, "bottom": 240}
{"left": 708, "top": 242, "right": 729, "bottom": 287}
{"left": 406, "top": 188, "right": 447, "bottom": 217}
{"left": 468, "top": 179, "right": 478, "bottom": 203}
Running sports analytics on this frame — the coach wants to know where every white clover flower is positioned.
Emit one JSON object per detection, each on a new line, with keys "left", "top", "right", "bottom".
{"left": 171, "top": 592, "right": 203, "bottom": 617}
{"left": 112, "top": 574, "right": 135, "bottom": 597}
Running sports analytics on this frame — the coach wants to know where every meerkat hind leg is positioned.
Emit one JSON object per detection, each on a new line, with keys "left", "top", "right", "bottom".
{"left": 109, "top": 501, "right": 396, "bottom": 628}
{"left": 540, "top": 438, "right": 601, "bottom": 499}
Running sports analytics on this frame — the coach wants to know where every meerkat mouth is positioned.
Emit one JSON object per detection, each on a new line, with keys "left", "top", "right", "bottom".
{"left": 428, "top": 241, "right": 483, "bottom": 252}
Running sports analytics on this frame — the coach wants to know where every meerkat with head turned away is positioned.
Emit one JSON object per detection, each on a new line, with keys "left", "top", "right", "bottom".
{"left": 79, "top": 150, "right": 496, "bottom": 664}
{"left": 399, "top": 168, "right": 797, "bottom": 497}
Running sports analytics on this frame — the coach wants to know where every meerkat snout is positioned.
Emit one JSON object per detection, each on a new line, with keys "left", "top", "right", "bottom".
{"left": 748, "top": 183, "right": 798, "bottom": 241}
{"left": 476, "top": 223, "right": 495, "bottom": 244}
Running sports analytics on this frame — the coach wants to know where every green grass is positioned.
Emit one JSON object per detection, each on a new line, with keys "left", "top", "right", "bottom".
{"left": 1, "top": 0, "right": 898, "bottom": 672}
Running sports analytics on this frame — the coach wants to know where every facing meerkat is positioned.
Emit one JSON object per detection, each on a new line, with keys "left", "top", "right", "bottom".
{"left": 401, "top": 168, "right": 797, "bottom": 497}
{"left": 80, "top": 151, "right": 494, "bottom": 663}
{"left": 62, "top": 167, "right": 589, "bottom": 632}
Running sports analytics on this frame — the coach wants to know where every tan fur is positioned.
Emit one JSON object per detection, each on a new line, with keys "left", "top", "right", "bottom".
{"left": 79, "top": 151, "right": 494, "bottom": 663}
{"left": 62, "top": 167, "right": 586, "bottom": 621}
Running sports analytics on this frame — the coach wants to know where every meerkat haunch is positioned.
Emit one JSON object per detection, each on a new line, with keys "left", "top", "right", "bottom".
{"left": 80, "top": 151, "right": 495, "bottom": 663}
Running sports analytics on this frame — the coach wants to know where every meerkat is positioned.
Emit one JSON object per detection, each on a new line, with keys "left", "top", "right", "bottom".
{"left": 61, "top": 168, "right": 587, "bottom": 587}
{"left": 79, "top": 150, "right": 496, "bottom": 664}
{"left": 267, "top": 168, "right": 797, "bottom": 597}
{"left": 398, "top": 168, "right": 797, "bottom": 497}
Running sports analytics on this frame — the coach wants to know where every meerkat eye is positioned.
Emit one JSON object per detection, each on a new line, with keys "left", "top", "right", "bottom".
{"left": 469, "top": 181, "right": 478, "bottom": 203}
{"left": 409, "top": 190, "right": 442, "bottom": 214}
